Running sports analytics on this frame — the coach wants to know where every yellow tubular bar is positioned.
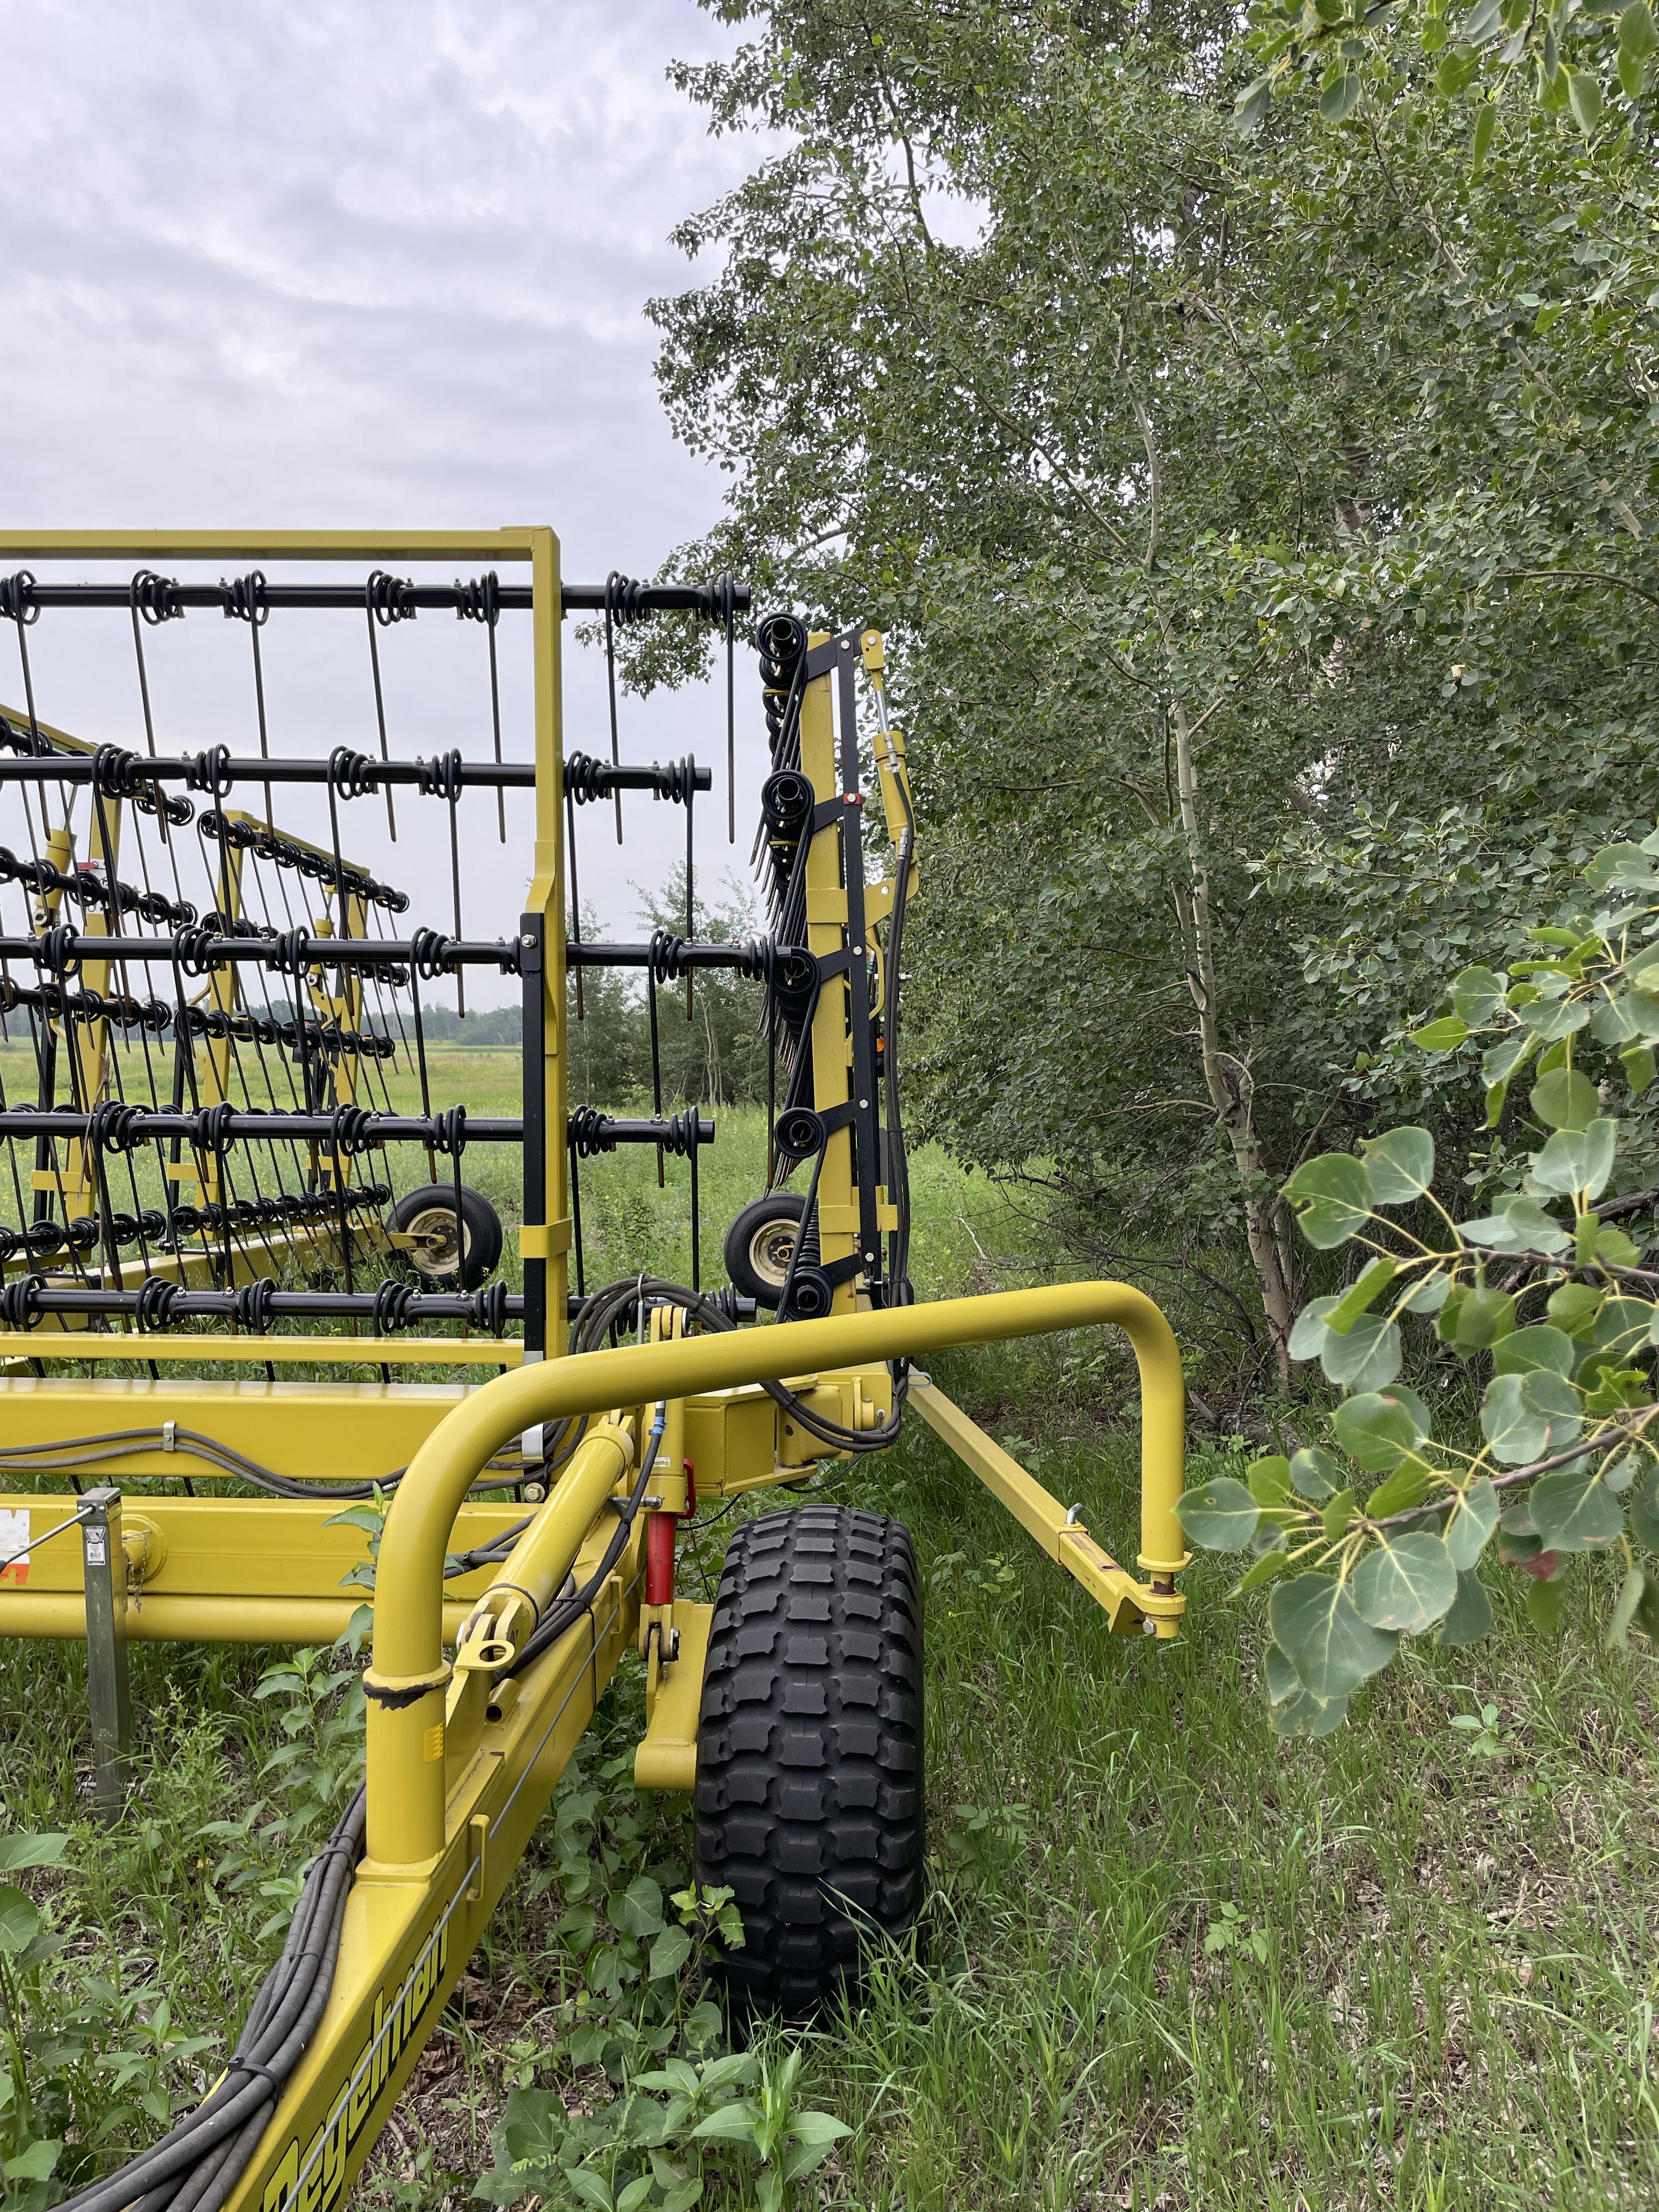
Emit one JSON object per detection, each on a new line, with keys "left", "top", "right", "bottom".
{"left": 364, "top": 1282, "right": 1184, "bottom": 1868}
{"left": 453, "top": 1423, "right": 633, "bottom": 1669}
{"left": 909, "top": 1380, "right": 1184, "bottom": 1637}
{"left": 0, "top": 1335, "right": 524, "bottom": 1366}
{"left": 0, "top": 1593, "right": 483, "bottom": 1643}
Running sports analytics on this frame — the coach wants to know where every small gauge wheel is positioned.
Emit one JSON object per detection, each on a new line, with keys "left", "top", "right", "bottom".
{"left": 723, "top": 1192, "right": 809, "bottom": 1312}
{"left": 385, "top": 1182, "right": 503, "bottom": 1291}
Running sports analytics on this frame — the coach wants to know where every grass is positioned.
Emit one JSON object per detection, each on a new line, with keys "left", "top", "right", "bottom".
{"left": 0, "top": 1103, "right": 1655, "bottom": 2209}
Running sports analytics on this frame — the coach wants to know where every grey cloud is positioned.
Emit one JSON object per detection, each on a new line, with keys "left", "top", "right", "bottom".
{"left": 0, "top": 1, "right": 769, "bottom": 984}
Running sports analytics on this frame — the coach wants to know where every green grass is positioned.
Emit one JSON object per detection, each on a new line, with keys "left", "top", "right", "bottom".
{"left": 0, "top": 1124, "right": 1655, "bottom": 2209}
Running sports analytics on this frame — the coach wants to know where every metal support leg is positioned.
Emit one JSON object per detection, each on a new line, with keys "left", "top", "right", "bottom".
{"left": 79, "top": 1486, "right": 132, "bottom": 1822}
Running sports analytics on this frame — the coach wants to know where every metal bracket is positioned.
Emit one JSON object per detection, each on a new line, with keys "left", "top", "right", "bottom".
{"left": 79, "top": 1486, "right": 132, "bottom": 1823}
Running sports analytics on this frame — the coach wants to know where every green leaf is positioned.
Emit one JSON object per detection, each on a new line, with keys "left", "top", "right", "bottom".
{"left": 1234, "top": 75, "right": 1273, "bottom": 132}
{"left": 1621, "top": 1044, "right": 1656, "bottom": 1095}
{"left": 2, "top": 2141, "right": 61, "bottom": 2184}
{"left": 1493, "top": 1325, "right": 1576, "bottom": 1377}
{"left": 0, "top": 1835, "right": 70, "bottom": 1874}
{"left": 1288, "top": 1295, "right": 1339, "bottom": 1361}
{"left": 1457, "top": 1197, "right": 1570, "bottom": 1256}
{"left": 1605, "top": 1449, "right": 1641, "bottom": 1494}
{"left": 1483, "top": 1029, "right": 1539, "bottom": 1085}
{"left": 1351, "top": 1532, "right": 1458, "bottom": 1632}
{"left": 1622, "top": 1, "right": 1658, "bottom": 59}
{"left": 789, "top": 2111, "right": 854, "bottom": 2148}
{"left": 499, "top": 2089, "right": 566, "bottom": 2174}
{"left": 1269, "top": 1575, "right": 1399, "bottom": 1702}
{"left": 1481, "top": 1367, "right": 1581, "bottom": 1466}
{"left": 1176, "top": 1477, "right": 1260, "bottom": 1553}
{"left": 1322, "top": 1488, "right": 1357, "bottom": 1539}
{"left": 1411, "top": 1014, "right": 1470, "bottom": 1052}
{"left": 1471, "top": 101, "right": 1497, "bottom": 170}
{"left": 1358, "top": 1127, "right": 1435, "bottom": 1205}
{"left": 648, "top": 1925, "right": 693, "bottom": 1982}
{"left": 1446, "top": 1476, "right": 1500, "bottom": 1571}
{"left": 1271, "top": 1684, "right": 1352, "bottom": 1737}
{"left": 1290, "top": 1446, "right": 1340, "bottom": 1500}
{"left": 1367, "top": 1462, "right": 1433, "bottom": 1516}
{"left": 692, "top": 2101, "right": 763, "bottom": 2143}
{"left": 1621, "top": 42, "right": 1651, "bottom": 92}
{"left": 1568, "top": 68, "right": 1606, "bottom": 129}
{"left": 1529, "top": 1120, "right": 1618, "bottom": 1201}
{"left": 1320, "top": 1313, "right": 1403, "bottom": 1390}
{"left": 1438, "top": 1570, "right": 1494, "bottom": 1646}
{"left": 1450, "top": 967, "right": 1506, "bottom": 1025}
{"left": 1518, "top": 997, "right": 1590, "bottom": 1043}
{"left": 1264, "top": 1642, "right": 1298, "bottom": 1705}
{"left": 1633, "top": 1465, "right": 1659, "bottom": 1550}
{"left": 1592, "top": 994, "right": 1645, "bottom": 1046}
{"left": 1584, "top": 1296, "right": 1653, "bottom": 1369}
{"left": 1607, "top": 1564, "right": 1646, "bottom": 1650}
{"left": 1531, "top": 1464, "right": 1623, "bottom": 1551}
{"left": 1246, "top": 1455, "right": 1292, "bottom": 1505}
{"left": 1531, "top": 1067, "right": 1600, "bottom": 1131}
{"left": 1319, "top": 64, "right": 1363, "bottom": 121}
{"left": 1234, "top": 1550, "right": 1291, "bottom": 1595}
{"left": 1326, "top": 1256, "right": 1398, "bottom": 1335}
{"left": 1333, "top": 1386, "right": 1430, "bottom": 1473}
{"left": 1449, "top": 1286, "right": 1517, "bottom": 1348}
{"left": 1527, "top": 1573, "right": 1571, "bottom": 1631}
{"left": 564, "top": 2175, "right": 617, "bottom": 2212}
{"left": 0, "top": 1884, "right": 43, "bottom": 1956}
{"left": 1584, "top": 841, "right": 1659, "bottom": 893}
{"left": 620, "top": 1876, "right": 665, "bottom": 1939}
{"left": 1400, "top": 1269, "right": 1453, "bottom": 1314}
{"left": 784, "top": 2138, "right": 844, "bottom": 2186}
{"left": 1548, "top": 1283, "right": 1604, "bottom": 1338}
{"left": 1284, "top": 1153, "right": 1374, "bottom": 1248}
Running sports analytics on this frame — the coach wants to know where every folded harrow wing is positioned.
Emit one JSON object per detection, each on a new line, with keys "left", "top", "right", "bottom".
{"left": 0, "top": 531, "right": 1190, "bottom": 2212}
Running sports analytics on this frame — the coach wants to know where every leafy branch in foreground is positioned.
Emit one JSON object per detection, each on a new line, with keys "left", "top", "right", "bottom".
{"left": 1177, "top": 830, "right": 1659, "bottom": 1732}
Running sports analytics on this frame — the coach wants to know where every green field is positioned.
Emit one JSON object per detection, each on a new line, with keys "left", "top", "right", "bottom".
{"left": 0, "top": 1103, "right": 1652, "bottom": 2210}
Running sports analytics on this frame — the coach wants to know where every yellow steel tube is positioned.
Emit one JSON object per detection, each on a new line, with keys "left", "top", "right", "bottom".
{"left": 0, "top": 1334, "right": 523, "bottom": 1366}
{"left": 454, "top": 1423, "right": 631, "bottom": 1665}
{"left": 365, "top": 1283, "right": 1183, "bottom": 1867}
{"left": 0, "top": 1592, "right": 481, "bottom": 1643}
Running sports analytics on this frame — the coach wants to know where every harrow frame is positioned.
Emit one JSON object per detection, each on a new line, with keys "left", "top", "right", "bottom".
{"left": 0, "top": 528, "right": 1191, "bottom": 2212}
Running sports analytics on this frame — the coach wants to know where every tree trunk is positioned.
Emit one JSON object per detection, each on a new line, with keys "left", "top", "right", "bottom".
{"left": 1169, "top": 695, "right": 1296, "bottom": 1382}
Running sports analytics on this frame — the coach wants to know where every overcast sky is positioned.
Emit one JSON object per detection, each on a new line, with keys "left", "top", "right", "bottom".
{"left": 0, "top": 1, "right": 765, "bottom": 999}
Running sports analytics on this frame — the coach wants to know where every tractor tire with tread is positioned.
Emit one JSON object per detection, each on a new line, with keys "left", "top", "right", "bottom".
{"left": 694, "top": 1504, "right": 923, "bottom": 2018}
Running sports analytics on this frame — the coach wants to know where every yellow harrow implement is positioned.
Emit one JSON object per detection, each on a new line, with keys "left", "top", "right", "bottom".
{"left": 0, "top": 531, "right": 1188, "bottom": 2212}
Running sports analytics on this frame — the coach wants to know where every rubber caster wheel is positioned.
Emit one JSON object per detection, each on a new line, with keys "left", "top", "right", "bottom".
{"left": 694, "top": 1504, "right": 924, "bottom": 2018}
{"left": 385, "top": 1182, "right": 503, "bottom": 1290}
{"left": 723, "top": 1192, "right": 808, "bottom": 1312}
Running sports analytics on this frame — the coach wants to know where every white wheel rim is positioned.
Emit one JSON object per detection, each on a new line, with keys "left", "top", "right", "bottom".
{"left": 403, "top": 1203, "right": 466, "bottom": 1279}
{"left": 748, "top": 1218, "right": 798, "bottom": 1289}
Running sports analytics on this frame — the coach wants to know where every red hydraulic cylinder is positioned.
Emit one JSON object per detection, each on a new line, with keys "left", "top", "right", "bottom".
{"left": 645, "top": 1505, "right": 676, "bottom": 1605}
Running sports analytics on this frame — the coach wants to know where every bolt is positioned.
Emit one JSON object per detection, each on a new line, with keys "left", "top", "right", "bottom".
{"left": 520, "top": 932, "right": 535, "bottom": 947}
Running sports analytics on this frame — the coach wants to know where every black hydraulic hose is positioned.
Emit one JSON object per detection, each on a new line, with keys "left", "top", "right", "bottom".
{"left": 53, "top": 1790, "right": 365, "bottom": 2212}
{"left": 0, "top": 1425, "right": 533, "bottom": 1503}
{"left": 505, "top": 1406, "right": 664, "bottom": 1678}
